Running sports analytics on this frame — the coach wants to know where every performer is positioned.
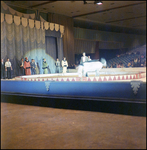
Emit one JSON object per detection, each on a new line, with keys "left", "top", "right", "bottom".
{"left": 62, "top": 57, "right": 68, "bottom": 73}
{"left": 5, "top": 58, "right": 12, "bottom": 79}
{"left": 42, "top": 58, "right": 48, "bottom": 74}
{"left": 30, "top": 59, "right": 36, "bottom": 75}
{"left": 20, "top": 58, "right": 25, "bottom": 75}
{"left": 55, "top": 58, "right": 60, "bottom": 73}
{"left": 1, "top": 59, "right": 5, "bottom": 79}
{"left": 88, "top": 56, "right": 91, "bottom": 61}
{"left": 36, "top": 62, "right": 40, "bottom": 74}
{"left": 78, "top": 52, "right": 89, "bottom": 77}
{"left": 24, "top": 57, "right": 31, "bottom": 75}
{"left": 80, "top": 52, "right": 89, "bottom": 65}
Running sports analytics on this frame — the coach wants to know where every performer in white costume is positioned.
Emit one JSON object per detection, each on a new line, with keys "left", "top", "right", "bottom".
{"left": 78, "top": 52, "right": 89, "bottom": 77}
{"left": 62, "top": 57, "right": 68, "bottom": 73}
{"left": 80, "top": 52, "right": 89, "bottom": 65}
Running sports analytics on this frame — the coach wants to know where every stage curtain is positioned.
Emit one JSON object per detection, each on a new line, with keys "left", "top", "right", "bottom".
{"left": 57, "top": 37, "right": 64, "bottom": 63}
{"left": 48, "top": 13, "right": 75, "bottom": 64}
{"left": 45, "top": 29, "right": 64, "bottom": 73}
{"left": 74, "top": 39, "right": 96, "bottom": 54}
{"left": 1, "top": 16, "right": 53, "bottom": 76}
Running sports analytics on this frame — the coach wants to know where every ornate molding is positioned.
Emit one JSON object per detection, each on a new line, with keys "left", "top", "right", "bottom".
{"left": 130, "top": 80, "right": 142, "bottom": 95}
{"left": 45, "top": 81, "right": 51, "bottom": 91}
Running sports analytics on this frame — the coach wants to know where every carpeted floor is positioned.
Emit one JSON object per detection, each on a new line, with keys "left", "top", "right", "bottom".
{"left": 1, "top": 102, "right": 146, "bottom": 149}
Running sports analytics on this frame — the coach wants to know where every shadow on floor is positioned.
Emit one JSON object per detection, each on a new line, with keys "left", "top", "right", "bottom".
{"left": 1, "top": 94, "right": 146, "bottom": 117}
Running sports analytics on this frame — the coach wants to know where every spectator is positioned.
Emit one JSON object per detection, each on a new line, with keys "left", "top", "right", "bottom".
{"left": 143, "top": 60, "right": 146, "bottom": 67}
{"left": 110, "top": 64, "right": 113, "bottom": 68}
{"left": 140, "top": 56, "right": 144, "bottom": 67}
{"left": 127, "top": 61, "right": 132, "bottom": 68}
{"left": 121, "top": 63, "right": 124, "bottom": 68}
{"left": 137, "top": 57, "right": 141, "bottom": 67}
{"left": 117, "top": 63, "right": 121, "bottom": 68}
{"left": 133, "top": 57, "right": 138, "bottom": 67}
{"left": 112, "top": 62, "right": 116, "bottom": 68}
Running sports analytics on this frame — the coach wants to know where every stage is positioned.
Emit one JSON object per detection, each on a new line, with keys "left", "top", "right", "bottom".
{"left": 1, "top": 67, "right": 146, "bottom": 101}
{"left": 1, "top": 67, "right": 146, "bottom": 116}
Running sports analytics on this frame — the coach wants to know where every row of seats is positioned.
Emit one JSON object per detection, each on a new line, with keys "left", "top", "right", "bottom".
{"left": 107, "top": 45, "right": 146, "bottom": 68}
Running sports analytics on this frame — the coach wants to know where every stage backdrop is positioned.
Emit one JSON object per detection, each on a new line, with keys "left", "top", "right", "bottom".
{"left": 1, "top": 13, "right": 64, "bottom": 77}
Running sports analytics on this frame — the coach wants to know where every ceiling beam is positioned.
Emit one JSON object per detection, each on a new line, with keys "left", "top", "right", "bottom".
{"left": 29, "top": 1, "right": 57, "bottom": 8}
{"left": 132, "top": 24, "right": 146, "bottom": 27}
{"left": 72, "top": 2, "right": 146, "bottom": 18}
{"left": 106, "top": 15, "right": 146, "bottom": 23}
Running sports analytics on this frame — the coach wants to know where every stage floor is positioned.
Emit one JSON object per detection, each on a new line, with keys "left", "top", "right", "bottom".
{"left": 4, "top": 76, "right": 146, "bottom": 83}
{"left": 2, "top": 67, "right": 146, "bottom": 82}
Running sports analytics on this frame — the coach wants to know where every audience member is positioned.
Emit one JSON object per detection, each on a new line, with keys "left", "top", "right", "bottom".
{"left": 110, "top": 64, "right": 113, "bottom": 68}
{"left": 137, "top": 57, "right": 141, "bottom": 67}
{"left": 127, "top": 61, "right": 132, "bottom": 68}
{"left": 133, "top": 57, "right": 138, "bottom": 67}
{"left": 117, "top": 63, "right": 121, "bottom": 68}
{"left": 112, "top": 62, "right": 117, "bottom": 68}
{"left": 144, "top": 61, "right": 146, "bottom": 67}
{"left": 121, "top": 63, "right": 124, "bottom": 68}
{"left": 140, "top": 56, "right": 145, "bottom": 67}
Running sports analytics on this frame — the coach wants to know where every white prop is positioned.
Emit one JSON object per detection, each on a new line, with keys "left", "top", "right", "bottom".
{"left": 77, "top": 58, "right": 107, "bottom": 77}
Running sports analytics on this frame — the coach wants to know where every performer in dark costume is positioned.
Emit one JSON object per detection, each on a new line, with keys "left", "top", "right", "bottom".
{"left": 1, "top": 59, "right": 5, "bottom": 79}
{"left": 20, "top": 58, "right": 25, "bottom": 75}
{"left": 30, "top": 59, "right": 36, "bottom": 75}
{"left": 55, "top": 58, "right": 60, "bottom": 73}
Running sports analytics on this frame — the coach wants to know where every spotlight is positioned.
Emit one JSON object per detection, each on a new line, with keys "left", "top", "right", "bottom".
{"left": 94, "top": 1, "right": 103, "bottom": 5}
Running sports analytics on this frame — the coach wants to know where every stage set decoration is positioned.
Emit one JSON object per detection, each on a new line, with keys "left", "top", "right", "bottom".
{"left": 1, "top": 1, "right": 65, "bottom": 77}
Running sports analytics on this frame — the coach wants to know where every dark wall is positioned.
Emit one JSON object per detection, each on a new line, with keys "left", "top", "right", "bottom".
{"left": 99, "top": 49, "right": 120, "bottom": 61}
{"left": 73, "top": 19, "right": 146, "bottom": 35}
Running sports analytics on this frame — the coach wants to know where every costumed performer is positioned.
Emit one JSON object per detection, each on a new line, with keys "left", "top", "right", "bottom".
{"left": 42, "top": 58, "right": 48, "bottom": 74}
{"left": 24, "top": 57, "right": 31, "bottom": 75}
{"left": 62, "top": 57, "right": 68, "bottom": 73}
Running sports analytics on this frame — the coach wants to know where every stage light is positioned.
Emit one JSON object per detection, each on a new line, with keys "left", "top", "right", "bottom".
{"left": 94, "top": 1, "right": 103, "bottom": 5}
